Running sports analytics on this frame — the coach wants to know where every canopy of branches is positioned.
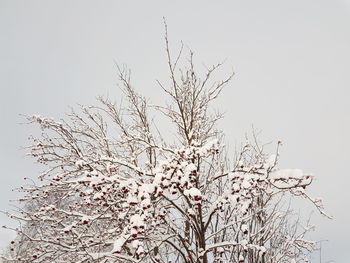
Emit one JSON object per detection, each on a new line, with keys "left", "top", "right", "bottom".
{"left": 2, "top": 34, "right": 327, "bottom": 263}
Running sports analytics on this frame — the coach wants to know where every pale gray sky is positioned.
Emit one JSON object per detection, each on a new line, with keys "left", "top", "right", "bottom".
{"left": 0, "top": 0, "right": 349, "bottom": 262}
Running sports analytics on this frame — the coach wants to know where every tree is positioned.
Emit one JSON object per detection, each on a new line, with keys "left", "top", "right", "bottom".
{"left": 2, "top": 31, "right": 328, "bottom": 263}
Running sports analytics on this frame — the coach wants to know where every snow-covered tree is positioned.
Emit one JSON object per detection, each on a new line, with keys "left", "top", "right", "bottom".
{"left": 2, "top": 33, "right": 328, "bottom": 263}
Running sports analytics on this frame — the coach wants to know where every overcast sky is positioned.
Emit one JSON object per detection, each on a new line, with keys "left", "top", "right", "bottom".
{"left": 0, "top": 0, "right": 349, "bottom": 262}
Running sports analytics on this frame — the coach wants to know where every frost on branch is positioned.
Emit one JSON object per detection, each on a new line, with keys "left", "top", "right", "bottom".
{"left": 2, "top": 40, "right": 328, "bottom": 263}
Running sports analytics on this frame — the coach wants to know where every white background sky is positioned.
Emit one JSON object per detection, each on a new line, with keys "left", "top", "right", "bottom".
{"left": 0, "top": 1, "right": 349, "bottom": 262}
